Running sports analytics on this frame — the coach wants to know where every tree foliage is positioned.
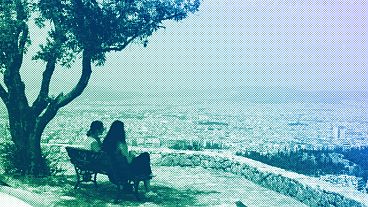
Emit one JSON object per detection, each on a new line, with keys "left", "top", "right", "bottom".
{"left": 236, "top": 149, "right": 348, "bottom": 176}
{"left": 35, "top": 0, "right": 200, "bottom": 65}
{"left": 0, "top": 0, "right": 200, "bottom": 176}
{"left": 0, "top": 0, "right": 30, "bottom": 73}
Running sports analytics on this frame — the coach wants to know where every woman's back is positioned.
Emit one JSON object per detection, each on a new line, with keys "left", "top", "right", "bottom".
{"left": 102, "top": 120, "right": 130, "bottom": 160}
{"left": 102, "top": 120, "right": 152, "bottom": 179}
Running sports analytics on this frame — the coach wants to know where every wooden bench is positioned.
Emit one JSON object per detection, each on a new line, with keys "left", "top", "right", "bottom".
{"left": 65, "top": 147, "right": 152, "bottom": 199}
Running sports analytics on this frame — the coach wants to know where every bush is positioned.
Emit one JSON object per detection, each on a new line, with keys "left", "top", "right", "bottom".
{"left": 0, "top": 141, "right": 20, "bottom": 175}
{"left": 0, "top": 141, "right": 66, "bottom": 176}
{"left": 43, "top": 145, "right": 67, "bottom": 176}
{"left": 168, "top": 140, "right": 203, "bottom": 151}
{"left": 236, "top": 149, "right": 348, "bottom": 177}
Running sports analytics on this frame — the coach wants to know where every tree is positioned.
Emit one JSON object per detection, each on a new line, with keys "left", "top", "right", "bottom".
{"left": 0, "top": 0, "right": 200, "bottom": 176}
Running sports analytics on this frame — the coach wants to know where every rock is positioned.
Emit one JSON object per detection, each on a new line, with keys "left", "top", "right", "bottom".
{"left": 172, "top": 155, "right": 181, "bottom": 166}
{"left": 178, "top": 157, "right": 193, "bottom": 167}
{"left": 153, "top": 150, "right": 367, "bottom": 207}
{"left": 222, "top": 160, "right": 232, "bottom": 170}
{"left": 230, "top": 164, "right": 242, "bottom": 175}
{"left": 160, "top": 155, "right": 174, "bottom": 166}
{"left": 191, "top": 156, "right": 201, "bottom": 166}
{"left": 214, "top": 161, "right": 222, "bottom": 169}
{"left": 207, "top": 157, "right": 216, "bottom": 168}
{"left": 200, "top": 159, "right": 210, "bottom": 168}
{"left": 235, "top": 200, "right": 247, "bottom": 207}
{"left": 150, "top": 153, "right": 162, "bottom": 165}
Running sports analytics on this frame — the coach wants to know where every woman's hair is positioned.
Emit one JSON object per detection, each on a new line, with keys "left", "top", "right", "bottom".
{"left": 86, "top": 120, "right": 104, "bottom": 137}
{"left": 102, "top": 120, "right": 126, "bottom": 152}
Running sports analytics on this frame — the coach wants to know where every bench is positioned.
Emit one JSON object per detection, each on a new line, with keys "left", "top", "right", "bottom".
{"left": 65, "top": 147, "right": 152, "bottom": 199}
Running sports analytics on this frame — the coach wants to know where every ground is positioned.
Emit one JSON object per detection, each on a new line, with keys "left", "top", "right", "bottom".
{"left": 1, "top": 165, "right": 306, "bottom": 207}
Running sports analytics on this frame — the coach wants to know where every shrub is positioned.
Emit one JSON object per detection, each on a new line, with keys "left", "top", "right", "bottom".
{"left": 0, "top": 141, "right": 66, "bottom": 176}
{"left": 237, "top": 149, "right": 348, "bottom": 177}
{"left": 43, "top": 145, "right": 67, "bottom": 176}
{"left": 0, "top": 141, "right": 20, "bottom": 175}
{"left": 169, "top": 140, "right": 203, "bottom": 151}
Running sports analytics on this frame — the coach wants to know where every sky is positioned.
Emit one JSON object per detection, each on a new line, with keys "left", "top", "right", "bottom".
{"left": 21, "top": 0, "right": 367, "bottom": 96}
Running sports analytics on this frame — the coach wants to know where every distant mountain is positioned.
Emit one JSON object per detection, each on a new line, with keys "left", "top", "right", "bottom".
{"left": 77, "top": 86, "right": 368, "bottom": 104}
{"left": 21, "top": 82, "right": 368, "bottom": 104}
{"left": 78, "top": 86, "right": 142, "bottom": 101}
{"left": 223, "top": 87, "right": 368, "bottom": 104}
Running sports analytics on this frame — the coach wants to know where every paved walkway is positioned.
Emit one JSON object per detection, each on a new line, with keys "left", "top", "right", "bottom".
{"left": 0, "top": 165, "right": 306, "bottom": 207}
{"left": 0, "top": 185, "right": 56, "bottom": 207}
{"left": 149, "top": 166, "right": 306, "bottom": 207}
{"left": 0, "top": 192, "right": 32, "bottom": 207}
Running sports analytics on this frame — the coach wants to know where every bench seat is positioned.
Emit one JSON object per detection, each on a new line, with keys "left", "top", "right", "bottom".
{"left": 65, "top": 147, "right": 152, "bottom": 200}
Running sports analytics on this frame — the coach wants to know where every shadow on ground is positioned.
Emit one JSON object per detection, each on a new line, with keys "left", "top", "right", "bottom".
{"left": 54, "top": 180, "right": 219, "bottom": 207}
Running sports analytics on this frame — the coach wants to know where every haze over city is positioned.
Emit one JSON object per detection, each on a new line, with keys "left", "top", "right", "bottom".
{"left": 1, "top": 0, "right": 368, "bottom": 205}
{"left": 20, "top": 0, "right": 367, "bottom": 98}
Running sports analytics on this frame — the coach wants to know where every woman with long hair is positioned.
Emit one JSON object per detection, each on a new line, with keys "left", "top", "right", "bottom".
{"left": 101, "top": 120, "right": 126, "bottom": 156}
{"left": 102, "top": 120, "right": 153, "bottom": 190}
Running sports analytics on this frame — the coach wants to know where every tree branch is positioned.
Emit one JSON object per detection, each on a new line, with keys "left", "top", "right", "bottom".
{"left": 102, "top": 34, "right": 139, "bottom": 52}
{"left": 162, "top": 13, "right": 187, "bottom": 21}
{"left": 2, "top": 1, "right": 29, "bottom": 108}
{"left": 18, "top": 22, "right": 29, "bottom": 56}
{"left": 31, "top": 59, "right": 57, "bottom": 116}
{"left": 36, "top": 94, "right": 62, "bottom": 135}
{"left": 102, "top": 12, "right": 185, "bottom": 53}
{"left": 32, "top": 10, "right": 67, "bottom": 116}
{"left": 56, "top": 50, "right": 92, "bottom": 108}
{"left": 0, "top": 83, "right": 9, "bottom": 104}
{"left": 9, "top": 0, "right": 28, "bottom": 73}
{"left": 35, "top": 50, "right": 91, "bottom": 134}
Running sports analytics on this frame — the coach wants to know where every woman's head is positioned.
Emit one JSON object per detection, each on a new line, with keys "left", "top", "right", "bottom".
{"left": 102, "top": 120, "right": 126, "bottom": 152}
{"left": 86, "top": 120, "right": 104, "bottom": 137}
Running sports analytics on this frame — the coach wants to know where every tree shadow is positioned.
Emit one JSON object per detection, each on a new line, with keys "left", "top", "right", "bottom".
{"left": 3, "top": 173, "right": 220, "bottom": 206}
{"left": 54, "top": 181, "right": 219, "bottom": 207}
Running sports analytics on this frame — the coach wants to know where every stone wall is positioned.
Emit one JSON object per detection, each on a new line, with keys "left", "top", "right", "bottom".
{"left": 132, "top": 147, "right": 368, "bottom": 207}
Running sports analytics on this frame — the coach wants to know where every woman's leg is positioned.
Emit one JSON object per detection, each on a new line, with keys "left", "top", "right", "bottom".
{"left": 131, "top": 152, "right": 153, "bottom": 192}
{"left": 144, "top": 179, "right": 150, "bottom": 192}
{"left": 131, "top": 152, "right": 152, "bottom": 175}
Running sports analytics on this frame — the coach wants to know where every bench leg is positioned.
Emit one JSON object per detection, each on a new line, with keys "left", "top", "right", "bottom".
{"left": 133, "top": 180, "right": 140, "bottom": 200}
{"left": 74, "top": 181, "right": 80, "bottom": 189}
{"left": 74, "top": 167, "right": 81, "bottom": 189}
{"left": 93, "top": 173, "right": 98, "bottom": 188}
{"left": 114, "top": 184, "right": 122, "bottom": 203}
{"left": 133, "top": 180, "right": 139, "bottom": 194}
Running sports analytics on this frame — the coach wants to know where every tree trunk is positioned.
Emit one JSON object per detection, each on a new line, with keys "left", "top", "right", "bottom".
{"left": 1, "top": 1, "right": 95, "bottom": 177}
{"left": 2, "top": 47, "right": 92, "bottom": 176}
{"left": 7, "top": 105, "right": 50, "bottom": 177}
{"left": 15, "top": 133, "right": 49, "bottom": 177}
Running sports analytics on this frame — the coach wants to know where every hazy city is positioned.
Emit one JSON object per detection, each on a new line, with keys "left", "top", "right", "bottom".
{"left": 1, "top": 0, "right": 367, "bottom": 206}
{"left": 35, "top": 89, "right": 367, "bottom": 151}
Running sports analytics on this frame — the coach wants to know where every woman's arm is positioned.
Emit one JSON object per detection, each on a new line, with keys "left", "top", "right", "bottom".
{"left": 91, "top": 141, "right": 101, "bottom": 152}
{"left": 118, "top": 143, "right": 132, "bottom": 163}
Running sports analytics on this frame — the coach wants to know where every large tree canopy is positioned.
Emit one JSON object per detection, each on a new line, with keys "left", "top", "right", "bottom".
{"left": 35, "top": 0, "right": 200, "bottom": 64}
{"left": 0, "top": 0, "right": 199, "bottom": 176}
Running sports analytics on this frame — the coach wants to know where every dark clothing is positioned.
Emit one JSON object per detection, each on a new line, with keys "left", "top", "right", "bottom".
{"left": 106, "top": 146, "right": 152, "bottom": 180}
{"left": 130, "top": 152, "right": 152, "bottom": 176}
{"left": 106, "top": 150, "right": 132, "bottom": 184}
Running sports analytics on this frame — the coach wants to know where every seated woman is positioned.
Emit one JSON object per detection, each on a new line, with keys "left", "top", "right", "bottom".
{"left": 102, "top": 120, "right": 153, "bottom": 191}
{"left": 80, "top": 120, "right": 104, "bottom": 152}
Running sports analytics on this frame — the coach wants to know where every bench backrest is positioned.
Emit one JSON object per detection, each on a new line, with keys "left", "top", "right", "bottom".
{"left": 65, "top": 147, "right": 110, "bottom": 174}
{"left": 65, "top": 147, "right": 131, "bottom": 184}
